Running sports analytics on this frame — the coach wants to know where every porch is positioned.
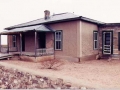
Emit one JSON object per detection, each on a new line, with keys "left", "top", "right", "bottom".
{"left": 0, "top": 46, "right": 54, "bottom": 56}
{"left": 0, "top": 25, "right": 55, "bottom": 60}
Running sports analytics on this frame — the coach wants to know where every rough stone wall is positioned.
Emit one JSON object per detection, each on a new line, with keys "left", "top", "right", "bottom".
{"left": 99, "top": 26, "right": 120, "bottom": 55}
{"left": 0, "top": 65, "right": 78, "bottom": 89}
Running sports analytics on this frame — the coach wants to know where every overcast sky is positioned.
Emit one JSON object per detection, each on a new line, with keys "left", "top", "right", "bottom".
{"left": 0, "top": 0, "right": 120, "bottom": 44}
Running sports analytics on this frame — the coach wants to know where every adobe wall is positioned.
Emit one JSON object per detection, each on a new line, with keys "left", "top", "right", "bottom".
{"left": 80, "top": 21, "right": 98, "bottom": 60}
{"left": 24, "top": 32, "right": 35, "bottom": 52}
{"left": 46, "top": 32, "right": 54, "bottom": 49}
{"left": 50, "top": 21, "right": 80, "bottom": 59}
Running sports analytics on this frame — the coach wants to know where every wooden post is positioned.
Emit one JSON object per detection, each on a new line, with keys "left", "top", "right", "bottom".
{"left": 53, "top": 32, "right": 55, "bottom": 59}
{"left": 20, "top": 33, "right": 22, "bottom": 55}
{"left": 7, "top": 35, "right": 9, "bottom": 54}
{"left": 35, "top": 31, "right": 37, "bottom": 58}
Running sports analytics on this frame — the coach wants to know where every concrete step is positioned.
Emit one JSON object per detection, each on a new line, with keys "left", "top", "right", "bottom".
{"left": 112, "top": 57, "right": 120, "bottom": 60}
{"left": 113, "top": 49, "right": 119, "bottom": 54}
{"left": 111, "top": 54, "right": 120, "bottom": 60}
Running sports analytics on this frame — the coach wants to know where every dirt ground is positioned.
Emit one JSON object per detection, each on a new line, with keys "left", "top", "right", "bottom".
{"left": 0, "top": 59, "right": 120, "bottom": 89}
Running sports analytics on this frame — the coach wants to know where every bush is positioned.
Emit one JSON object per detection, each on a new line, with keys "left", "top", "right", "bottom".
{"left": 40, "top": 59, "right": 63, "bottom": 69}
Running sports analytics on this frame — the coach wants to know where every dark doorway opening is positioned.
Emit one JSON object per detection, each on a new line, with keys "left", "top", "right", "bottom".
{"left": 118, "top": 32, "right": 120, "bottom": 51}
{"left": 22, "top": 33, "right": 25, "bottom": 51}
{"left": 38, "top": 32, "right": 46, "bottom": 48}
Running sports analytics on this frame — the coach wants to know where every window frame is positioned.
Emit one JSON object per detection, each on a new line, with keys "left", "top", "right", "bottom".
{"left": 12, "top": 35, "right": 17, "bottom": 47}
{"left": 55, "top": 30, "right": 63, "bottom": 50}
{"left": 93, "top": 31, "right": 98, "bottom": 50}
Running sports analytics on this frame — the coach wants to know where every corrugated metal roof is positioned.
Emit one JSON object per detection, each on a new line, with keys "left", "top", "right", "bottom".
{"left": 5, "top": 12, "right": 104, "bottom": 30}
{"left": 0, "top": 25, "right": 54, "bottom": 35}
{"left": 6, "top": 13, "right": 79, "bottom": 30}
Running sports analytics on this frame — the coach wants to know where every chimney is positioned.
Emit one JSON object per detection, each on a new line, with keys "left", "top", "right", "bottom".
{"left": 44, "top": 10, "right": 50, "bottom": 19}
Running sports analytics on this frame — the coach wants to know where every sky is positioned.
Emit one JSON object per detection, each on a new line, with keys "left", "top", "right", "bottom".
{"left": 0, "top": 0, "right": 120, "bottom": 44}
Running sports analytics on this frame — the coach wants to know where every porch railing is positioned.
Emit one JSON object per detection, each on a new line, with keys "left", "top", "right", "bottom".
{"left": 0, "top": 46, "right": 18, "bottom": 53}
{"left": 36, "top": 48, "right": 54, "bottom": 56}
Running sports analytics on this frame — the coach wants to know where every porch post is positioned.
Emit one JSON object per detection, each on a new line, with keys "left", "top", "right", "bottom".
{"left": 7, "top": 35, "right": 9, "bottom": 54}
{"left": 53, "top": 32, "right": 55, "bottom": 59}
{"left": 20, "top": 33, "right": 22, "bottom": 55}
{"left": 0, "top": 35, "right": 1, "bottom": 52}
{"left": 35, "top": 31, "right": 37, "bottom": 57}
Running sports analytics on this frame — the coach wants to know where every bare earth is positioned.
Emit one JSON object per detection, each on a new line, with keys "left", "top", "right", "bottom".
{"left": 0, "top": 59, "right": 120, "bottom": 89}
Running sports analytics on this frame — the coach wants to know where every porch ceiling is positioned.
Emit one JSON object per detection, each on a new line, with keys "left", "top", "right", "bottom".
{"left": 0, "top": 25, "right": 55, "bottom": 35}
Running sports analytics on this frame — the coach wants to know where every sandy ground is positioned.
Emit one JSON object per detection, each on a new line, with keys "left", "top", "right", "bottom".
{"left": 0, "top": 59, "right": 120, "bottom": 89}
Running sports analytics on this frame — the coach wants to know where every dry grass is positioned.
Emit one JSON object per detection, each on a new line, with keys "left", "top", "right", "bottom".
{"left": 40, "top": 59, "right": 64, "bottom": 69}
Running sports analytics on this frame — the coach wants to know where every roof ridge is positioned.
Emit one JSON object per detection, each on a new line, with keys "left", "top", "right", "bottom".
{"left": 52, "top": 12, "right": 69, "bottom": 16}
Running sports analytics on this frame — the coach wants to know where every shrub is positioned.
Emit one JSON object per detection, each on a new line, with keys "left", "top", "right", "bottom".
{"left": 40, "top": 59, "right": 63, "bottom": 69}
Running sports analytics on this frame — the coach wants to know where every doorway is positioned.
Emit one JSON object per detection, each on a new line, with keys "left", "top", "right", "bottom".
{"left": 38, "top": 32, "right": 46, "bottom": 48}
{"left": 118, "top": 32, "right": 120, "bottom": 51}
{"left": 102, "top": 31, "right": 113, "bottom": 54}
{"left": 22, "top": 33, "right": 25, "bottom": 51}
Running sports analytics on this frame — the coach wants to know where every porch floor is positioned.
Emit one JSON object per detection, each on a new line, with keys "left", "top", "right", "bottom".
{"left": 9, "top": 52, "right": 36, "bottom": 56}
{"left": 0, "top": 53, "right": 13, "bottom": 59}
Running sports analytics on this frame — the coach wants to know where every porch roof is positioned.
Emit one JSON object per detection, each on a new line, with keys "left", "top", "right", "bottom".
{"left": 0, "top": 25, "right": 55, "bottom": 35}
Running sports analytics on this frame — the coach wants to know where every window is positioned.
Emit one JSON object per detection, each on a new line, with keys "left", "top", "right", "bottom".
{"left": 93, "top": 31, "right": 98, "bottom": 49}
{"left": 12, "top": 35, "right": 16, "bottom": 47}
{"left": 55, "top": 31, "right": 62, "bottom": 50}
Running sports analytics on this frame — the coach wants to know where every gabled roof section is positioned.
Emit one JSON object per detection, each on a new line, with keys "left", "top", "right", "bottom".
{"left": 0, "top": 25, "right": 54, "bottom": 35}
{"left": 5, "top": 12, "right": 104, "bottom": 30}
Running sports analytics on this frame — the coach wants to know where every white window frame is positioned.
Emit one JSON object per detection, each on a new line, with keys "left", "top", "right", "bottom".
{"left": 55, "top": 31, "right": 62, "bottom": 50}
{"left": 12, "top": 35, "right": 16, "bottom": 47}
{"left": 93, "top": 31, "right": 98, "bottom": 49}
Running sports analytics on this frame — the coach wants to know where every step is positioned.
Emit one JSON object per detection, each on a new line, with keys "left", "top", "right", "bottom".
{"left": 111, "top": 58, "right": 120, "bottom": 60}
{"left": 111, "top": 54, "right": 120, "bottom": 60}
{"left": 0, "top": 55, "right": 13, "bottom": 60}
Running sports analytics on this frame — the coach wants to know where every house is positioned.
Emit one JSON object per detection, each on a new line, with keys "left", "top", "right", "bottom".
{"left": 0, "top": 10, "right": 119, "bottom": 62}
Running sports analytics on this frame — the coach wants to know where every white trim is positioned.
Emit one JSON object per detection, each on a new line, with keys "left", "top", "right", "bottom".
{"left": 55, "top": 31, "right": 62, "bottom": 50}
{"left": 12, "top": 35, "right": 17, "bottom": 47}
{"left": 93, "top": 31, "right": 98, "bottom": 49}
{"left": 103, "top": 32, "right": 112, "bottom": 54}
{"left": 80, "top": 21, "right": 82, "bottom": 57}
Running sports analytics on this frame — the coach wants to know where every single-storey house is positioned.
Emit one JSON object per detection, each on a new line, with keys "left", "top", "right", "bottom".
{"left": 0, "top": 10, "right": 120, "bottom": 62}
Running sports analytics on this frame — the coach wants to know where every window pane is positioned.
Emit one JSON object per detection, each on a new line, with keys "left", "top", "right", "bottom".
{"left": 13, "top": 35, "right": 16, "bottom": 41}
{"left": 95, "top": 41, "right": 98, "bottom": 49}
{"left": 55, "top": 31, "right": 62, "bottom": 50}
{"left": 56, "top": 32, "right": 61, "bottom": 40}
{"left": 56, "top": 32, "right": 59, "bottom": 40}
{"left": 12, "top": 35, "right": 16, "bottom": 47}
{"left": 56, "top": 41, "right": 60, "bottom": 49}
{"left": 94, "top": 32, "right": 98, "bottom": 40}
{"left": 13, "top": 42, "right": 16, "bottom": 47}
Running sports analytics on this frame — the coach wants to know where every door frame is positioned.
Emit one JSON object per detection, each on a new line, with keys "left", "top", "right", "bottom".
{"left": 102, "top": 31, "right": 113, "bottom": 54}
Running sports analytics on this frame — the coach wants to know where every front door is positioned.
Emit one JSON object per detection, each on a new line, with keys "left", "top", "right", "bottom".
{"left": 102, "top": 31, "right": 113, "bottom": 54}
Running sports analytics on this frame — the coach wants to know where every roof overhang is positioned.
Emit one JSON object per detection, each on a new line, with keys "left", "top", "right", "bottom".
{"left": 0, "top": 25, "right": 55, "bottom": 35}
